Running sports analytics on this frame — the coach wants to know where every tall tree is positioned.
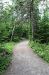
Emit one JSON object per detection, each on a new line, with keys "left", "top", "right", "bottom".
{"left": 30, "top": 0, "right": 40, "bottom": 40}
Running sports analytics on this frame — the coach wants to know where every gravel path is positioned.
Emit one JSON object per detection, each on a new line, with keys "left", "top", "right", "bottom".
{"left": 4, "top": 40, "right": 49, "bottom": 75}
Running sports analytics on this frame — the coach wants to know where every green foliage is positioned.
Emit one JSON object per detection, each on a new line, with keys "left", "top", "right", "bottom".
{"left": 28, "top": 0, "right": 49, "bottom": 44}
{"left": 3, "top": 42, "right": 15, "bottom": 54}
{"left": 0, "top": 42, "right": 14, "bottom": 74}
{"left": 0, "top": 6, "right": 30, "bottom": 42}
{"left": 36, "top": 16, "right": 49, "bottom": 43}
{"left": 0, "top": 9, "right": 12, "bottom": 42}
{"left": 13, "top": 22, "right": 30, "bottom": 41}
{"left": 30, "top": 40, "right": 49, "bottom": 63}
{"left": 22, "top": 22, "right": 30, "bottom": 38}
{"left": 0, "top": 54, "right": 11, "bottom": 74}
{"left": 13, "top": 36, "right": 20, "bottom": 42}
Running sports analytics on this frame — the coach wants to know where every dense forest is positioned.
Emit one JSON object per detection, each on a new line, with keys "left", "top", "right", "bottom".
{"left": 0, "top": 0, "right": 49, "bottom": 74}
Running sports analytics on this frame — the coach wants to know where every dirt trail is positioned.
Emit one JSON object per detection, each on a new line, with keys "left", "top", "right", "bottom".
{"left": 4, "top": 40, "right": 49, "bottom": 75}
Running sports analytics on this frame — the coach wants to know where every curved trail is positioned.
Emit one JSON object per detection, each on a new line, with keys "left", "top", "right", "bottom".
{"left": 4, "top": 41, "right": 49, "bottom": 75}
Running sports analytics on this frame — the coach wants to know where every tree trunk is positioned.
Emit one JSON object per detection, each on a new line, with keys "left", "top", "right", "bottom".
{"left": 30, "top": 0, "right": 38, "bottom": 40}
{"left": 11, "top": 25, "right": 15, "bottom": 41}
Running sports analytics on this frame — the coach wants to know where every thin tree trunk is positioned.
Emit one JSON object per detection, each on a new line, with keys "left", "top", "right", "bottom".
{"left": 11, "top": 25, "right": 15, "bottom": 41}
{"left": 29, "top": 1, "right": 33, "bottom": 40}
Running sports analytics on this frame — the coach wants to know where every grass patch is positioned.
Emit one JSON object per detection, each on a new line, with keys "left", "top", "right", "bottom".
{"left": 29, "top": 40, "right": 49, "bottom": 63}
{"left": 0, "top": 42, "right": 15, "bottom": 74}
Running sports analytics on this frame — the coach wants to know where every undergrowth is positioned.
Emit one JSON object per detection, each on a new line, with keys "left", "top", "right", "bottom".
{"left": 30, "top": 40, "right": 49, "bottom": 63}
{"left": 0, "top": 42, "right": 15, "bottom": 74}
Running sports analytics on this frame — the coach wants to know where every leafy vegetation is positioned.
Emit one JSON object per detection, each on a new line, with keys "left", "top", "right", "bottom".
{"left": 3, "top": 42, "right": 15, "bottom": 54}
{"left": 0, "top": 42, "right": 14, "bottom": 74}
{"left": 30, "top": 41, "right": 49, "bottom": 63}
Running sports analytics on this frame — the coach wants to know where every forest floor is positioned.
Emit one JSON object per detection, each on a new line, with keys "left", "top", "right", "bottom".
{"left": 4, "top": 40, "right": 49, "bottom": 75}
